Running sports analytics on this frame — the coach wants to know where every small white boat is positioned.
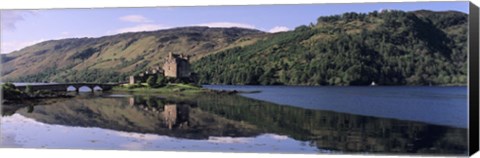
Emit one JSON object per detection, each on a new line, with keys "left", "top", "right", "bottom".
{"left": 370, "top": 81, "right": 376, "bottom": 86}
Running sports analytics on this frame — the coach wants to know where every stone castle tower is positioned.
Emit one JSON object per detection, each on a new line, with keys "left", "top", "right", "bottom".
{"left": 162, "top": 52, "right": 191, "bottom": 78}
{"left": 128, "top": 52, "right": 192, "bottom": 84}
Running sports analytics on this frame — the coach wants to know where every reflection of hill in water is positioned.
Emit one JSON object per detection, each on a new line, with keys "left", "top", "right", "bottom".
{"left": 16, "top": 96, "right": 260, "bottom": 140}
{"left": 11, "top": 93, "right": 467, "bottom": 154}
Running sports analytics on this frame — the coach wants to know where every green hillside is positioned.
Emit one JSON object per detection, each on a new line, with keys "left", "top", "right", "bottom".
{"left": 193, "top": 10, "right": 468, "bottom": 86}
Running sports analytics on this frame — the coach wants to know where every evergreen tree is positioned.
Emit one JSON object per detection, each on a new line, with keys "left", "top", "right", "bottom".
{"left": 146, "top": 76, "right": 157, "bottom": 88}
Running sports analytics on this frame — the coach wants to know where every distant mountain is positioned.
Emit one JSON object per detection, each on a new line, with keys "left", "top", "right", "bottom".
{"left": 1, "top": 10, "right": 468, "bottom": 85}
{"left": 1, "top": 27, "right": 265, "bottom": 82}
{"left": 193, "top": 10, "right": 468, "bottom": 85}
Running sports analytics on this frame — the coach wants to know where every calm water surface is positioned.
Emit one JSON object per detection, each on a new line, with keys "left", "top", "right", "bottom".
{"left": 204, "top": 86, "right": 468, "bottom": 128}
{"left": 0, "top": 86, "right": 468, "bottom": 155}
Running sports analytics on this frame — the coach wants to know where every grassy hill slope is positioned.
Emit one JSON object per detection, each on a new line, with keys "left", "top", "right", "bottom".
{"left": 1, "top": 27, "right": 265, "bottom": 83}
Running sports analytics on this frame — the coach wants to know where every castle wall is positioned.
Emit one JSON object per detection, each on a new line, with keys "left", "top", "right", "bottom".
{"left": 163, "top": 61, "right": 178, "bottom": 78}
{"left": 177, "top": 60, "right": 191, "bottom": 78}
{"left": 160, "top": 52, "right": 192, "bottom": 79}
{"left": 129, "top": 76, "right": 136, "bottom": 84}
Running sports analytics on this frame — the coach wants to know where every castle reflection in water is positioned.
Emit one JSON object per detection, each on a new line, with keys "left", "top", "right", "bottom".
{"left": 129, "top": 97, "right": 189, "bottom": 130}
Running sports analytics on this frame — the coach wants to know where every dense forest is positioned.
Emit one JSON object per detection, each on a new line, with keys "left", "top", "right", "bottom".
{"left": 2, "top": 10, "right": 468, "bottom": 86}
{"left": 193, "top": 10, "right": 468, "bottom": 85}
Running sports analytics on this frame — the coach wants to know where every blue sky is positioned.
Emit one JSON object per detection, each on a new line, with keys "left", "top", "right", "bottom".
{"left": 0, "top": 1, "right": 469, "bottom": 54}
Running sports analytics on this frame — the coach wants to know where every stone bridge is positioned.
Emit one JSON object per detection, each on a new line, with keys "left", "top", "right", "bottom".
{"left": 15, "top": 83, "right": 119, "bottom": 93}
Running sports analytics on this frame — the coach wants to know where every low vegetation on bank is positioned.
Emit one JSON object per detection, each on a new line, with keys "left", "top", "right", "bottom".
{"left": 113, "top": 82, "right": 255, "bottom": 95}
{"left": 1, "top": 82, "right": 72, "bottom": 103}
{"left": 113, "top": 74, "right": 206, "bottom": 93}
{"left": 113, "top": 83, "right": 205, "bottom": 93}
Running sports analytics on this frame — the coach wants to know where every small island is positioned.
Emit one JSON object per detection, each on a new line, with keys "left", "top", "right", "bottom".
{"left": 116, "top": 52, "right": 204, "bottom": 93}
{"left": 114, "top": 52, "right": 254, "bottom": 95}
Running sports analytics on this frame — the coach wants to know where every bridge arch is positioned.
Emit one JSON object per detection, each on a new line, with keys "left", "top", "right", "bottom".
{"left": 16, "top": 83, "right": 117, "bottom": 93}
{"left": 93, "top": 85, "right": 103, "bottom": 91}
{"left": 74, "top": 85, "right": 94, "bottom": 93}
{"left": 66, "top": 85, "right": 78, "bottom": 92}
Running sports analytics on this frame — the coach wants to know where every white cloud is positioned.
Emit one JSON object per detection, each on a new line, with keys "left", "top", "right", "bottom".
{"left": 1, "top": 39, "right": 46, "bottom": 54}
{"left": 0, "top": 11, "right": 36, "bottom": 31}
{"left": 111, "top": 21, "right": 258, "bottom": 34}
{"left": 195, "top": 22, "right": 289, "bottom": 33}
{"left": 115, "top": 24, "right": 169, "bottom": 33}
{"left": 268, "top": 26, "right": 289, "bottom": 33}
{"left": 114, "top": 14, "right": 165, "bottom": 34}
{"left": 118, "top": 15, "right": 152, "bottom": 23}
{"left": 111, "top": 21, "right": 288, "bottom": 35}
{"left": 0, "top": 31, "right": 93, "bottom": 54}
{"left": 195, "top": 22, "right": 256, "bottom": 29}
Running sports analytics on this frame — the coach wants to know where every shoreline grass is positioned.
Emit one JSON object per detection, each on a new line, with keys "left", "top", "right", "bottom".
{"left": 112, "top": 83, "right": 206, "bottom": 94}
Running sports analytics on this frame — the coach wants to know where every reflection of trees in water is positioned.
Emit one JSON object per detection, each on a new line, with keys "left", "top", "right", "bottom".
{"left": 2, "top": 99, "right": 64, "bottom": 116}
{"left": 2, "top": 106, "right": 19, "bottom": 116}
{"left": 3, "top": 93, "right": 468, "bottom": 155}
{"left": 190, "top": 94, "right": 467, "bottom": 155}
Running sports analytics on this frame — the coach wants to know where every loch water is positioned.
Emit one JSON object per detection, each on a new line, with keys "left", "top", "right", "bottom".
{"left": 204, "top": 86, "right": 468, "bottom": 128}
{"left": 0, "top": 86, "right": 468, "bottom": 155}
